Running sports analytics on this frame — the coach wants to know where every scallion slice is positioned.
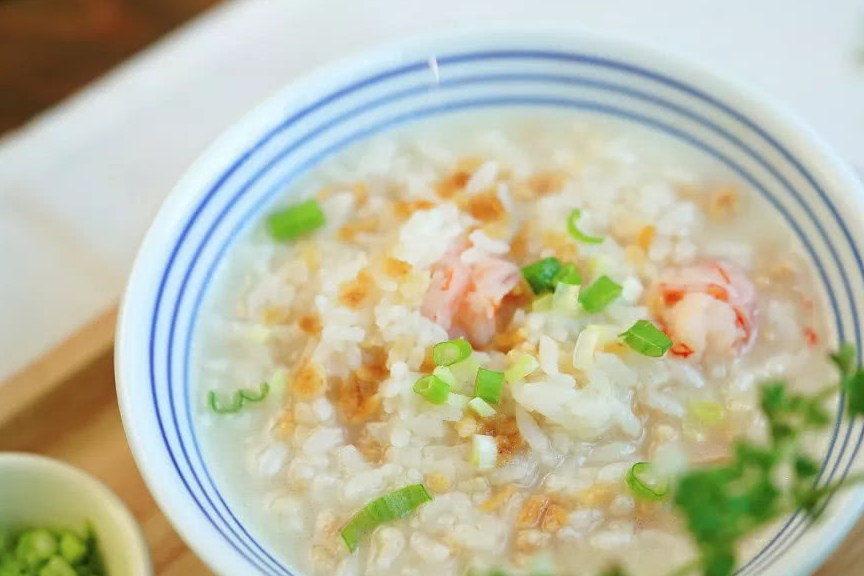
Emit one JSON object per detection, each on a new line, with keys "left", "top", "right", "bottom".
{"left": 552, "top": 281, "right": 581, "bottom": 315}
{"left": 566, "top": 208, "right": 604, "bottom": 244}
{"left": 578, "top": 275, "right": 622, "bottom": 313}
{"left": 572, "top": 326, "right": 605, "bottom": 370}
{"left": 468, "top": 397, "right": 497, "bottom": 418}
{"left": 208, "top": 382, "right": 270, "bottom": 414}
{"left": 449, "top": 356, "right": 481, "bottom": 389}
{"left": 413, "top": 375, "right": 450, "bottom": 404}
{"left": 531, "top": 293, "right": 553, "bottom": 312}
{"left": 619, "top": 319, "right": 673, "bottom": 357}
{"left": 521, "top": 257, "right": 562, "bottom": 294}
{"left": 340, "top": 484, "right": 432, "bottom": 552}
{"left": 626, "top": 462, "right": 669, "bottom": 500}
{"left": 689, "top": 401, "right": 726, "bottom": 426}
{"left": 433, "top": 338, "right": 473, "bottom": 366}
{"left": 472, "top": 434, "right": 498, "bottom": 470}
{"left": 266, "top": 199, "right": 326, "bottom": 241}
{"left": 447, "top": 393, "right": 470, "bottom": 410}
{"left": 474, "top": 368, "right": 504, "bottom": 404}
{"left": 504, "top": 353, "right": 539, "bottom": 384}
{"left": 552, "top": 262, "right": 582, "bottom": 285}
{"left": 432, "top": 366, "right": 457, "bottom": 388}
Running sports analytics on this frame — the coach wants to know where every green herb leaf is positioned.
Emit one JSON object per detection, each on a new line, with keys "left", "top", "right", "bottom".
{"left": 566, "top": 208, "right": 604, "bottom": 244}
{"left": 794, "top": 454, "right": 820, "bottom": 480}
{"left": 760, "top": 382, "right": 831, "bottom": 444}
{"left": 619, "top": 320, "right": 673, "bottom": 357}
{"left": 208, "top": 382, "right": 270, "bottom": 414}
{"left": 340, "top": 484, "right": 432, "bottom": 552}
{"left": 521, "top": 257, "right": 563, "bottom": 294}
{"left": 830, "top": 343, "right": 856, "bottom": 375}
{"left": 674, "top": 442, "right": 780, "bottom": 576}
{"left": 843, "top": 370, "right": 864, "bottom": 416}
{"left": 578, "top": 275, "right": 622, "bottom": 313}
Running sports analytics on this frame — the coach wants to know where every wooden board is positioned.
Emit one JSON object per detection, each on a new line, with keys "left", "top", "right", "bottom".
{"left": 0, "top": 307, "right": 862, "bottom": 576}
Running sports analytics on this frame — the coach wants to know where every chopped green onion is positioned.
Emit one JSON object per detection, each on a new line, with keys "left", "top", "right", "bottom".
{"left": 432, "top": 366, "right": 457, "bottom": 388}
{"left": 413, "top": 375, "right": 450, "bottom": 404}
{"left": 521, "top": 257, "right": 562, "bottom": 294}
{"left": 474, "top": 368, "right": 505, "bottom": 404}
{"left": 58, "top": 532, "right": 86, "bottom": 565}
{"left": 573, "top": 326, "right": 605, "bottom": 370}
{"left": 447, "top": 393, "right": 470, "bottom": 410}
{"left": 449, "top": 356, "right": 481, "bottom": 390}
{"left": 208, "top": 382, "right": 270, "bottom": 414}
{"left": 472, "top": 434, "right": 498, "bottom": 470}
{"left": 566, "top": 208, "right": 604, "bottom": 244}
{"left": 689, "top": 401, "right": 726, "bottom": 426}
{"left": 39, "top": 556, "right": 76, "bottom": 576}
{"left": 619, "top": 319, "right": 673, "bottom": 357}
{"left": 552, "top": 282, "right": 581, "bottom": 315}
{"left": 340, "top": 484, "right": 432, "bottom": 552}
{"left": 626, "top": 462, "right": 669, "bottom": 500}
{"left": 266, "top": 199, "right": 326, "bottom": 241}
{"left": 552, "top": 262, "right": 582, "bottom": 285}
{"left": 15, "top": 529, "right": 56, "bottom": 567}
{"left": 433, "top": 338, "right": 473, "bottom": 366}
{"left": 531, "top": 293, "right": 553, "bottom": 312}
{"left": 578, "top": 275, "right": 622, "bottom": 313}
{"left": 504, "top": 353, "right": 539, "bottom": 383}
{"left": 269, "top": 368, "right": 289, "bottom": 396}
{"left": 0, "top": 527, "right": 104, "bottom": 576}
{"left": 587, "top": 255, "right": 612, "bottom": 279}
{"left": 468, "top": 397, "right": 497, "bottom": 418}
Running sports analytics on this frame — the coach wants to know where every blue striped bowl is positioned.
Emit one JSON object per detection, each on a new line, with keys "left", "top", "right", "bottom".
{"left": 116, "top": 29, "right": 864, "bottom": 576}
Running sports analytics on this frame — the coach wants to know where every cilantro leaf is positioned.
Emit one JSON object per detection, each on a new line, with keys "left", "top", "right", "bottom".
{"left": 829, "top": 343, "right": 864, "bottom": 417}
{"left": 842, "top": 369, "right": 864, "bottom": 416}
{"left": 794, "top": 454, "right": 819, "bottom": 480}
{"left": 830, "top": 342, "right": 856, "bottom": 377}
{"left": 760, "top": 382, "right": 831, "bottom": 444}
{"left": 702, "top": 545, "right": 735, "bottom": 576}
{"left": 674, "top": 443, "right": 780, "bottom": 576}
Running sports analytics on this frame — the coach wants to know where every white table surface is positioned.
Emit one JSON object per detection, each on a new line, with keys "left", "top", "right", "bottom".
{"left": 0, "top": 0, "right": 862, "bottom": 383}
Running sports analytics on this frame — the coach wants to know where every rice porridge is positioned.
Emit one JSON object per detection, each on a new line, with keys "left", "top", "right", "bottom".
{"left": 194, "top": 112, "right": 831, "bottom": 576}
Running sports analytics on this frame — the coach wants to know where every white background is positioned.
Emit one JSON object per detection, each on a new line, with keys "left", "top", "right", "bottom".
{"left": 0, "top": 0, "right": 862, "bottom": 383}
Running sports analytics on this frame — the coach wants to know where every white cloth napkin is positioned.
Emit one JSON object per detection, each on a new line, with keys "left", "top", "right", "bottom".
{"left": 0, "top": 0, "right": 862, "bottom": 382}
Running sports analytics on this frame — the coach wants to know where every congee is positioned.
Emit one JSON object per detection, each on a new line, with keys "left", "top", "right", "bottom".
{"left": 195, "top": 113, "right": 831, "bottom": 576}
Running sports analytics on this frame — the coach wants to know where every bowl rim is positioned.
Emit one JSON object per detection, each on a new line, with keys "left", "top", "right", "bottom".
{"left": 115, "top": 24, "right": 864, "bottom": 576}
{"left": 0, "top": 452, "right": 152, "bottom": 575}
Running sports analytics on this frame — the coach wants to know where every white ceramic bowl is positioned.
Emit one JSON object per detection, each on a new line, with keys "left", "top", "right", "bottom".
{"left": 0, "top": 453, "right": 151, "bottom": 575}
{"left": 116, "top": 28, "right": 864, "bottom": 576}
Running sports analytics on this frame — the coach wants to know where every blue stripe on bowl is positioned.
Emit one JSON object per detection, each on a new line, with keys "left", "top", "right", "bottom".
{"left": 146, "top": 50, "right": 864, "bottom": 576}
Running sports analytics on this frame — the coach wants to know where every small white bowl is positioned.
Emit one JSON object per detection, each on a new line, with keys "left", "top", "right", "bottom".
{"left": 0, "top": 453, "right": 152, "bottom": 576}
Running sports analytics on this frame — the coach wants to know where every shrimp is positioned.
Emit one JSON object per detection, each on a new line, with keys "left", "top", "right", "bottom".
{"left": 421, "top": 254, "right": 472, "bottom": 330}
{"left": 649, "top": 260, "right": 757, "bottom": 359}
{"left": 421, "top": 251, "right": 521, "bottom": 346}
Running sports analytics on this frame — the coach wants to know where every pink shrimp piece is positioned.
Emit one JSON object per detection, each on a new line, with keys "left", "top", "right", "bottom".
{"left": 421, "top": 254, "right": 521, "bottom": 346}
{"left": 455, "top": 257, "right": 521, "bottom": 345}
{"left": 471, "top": 257, "right": 522, "bottom": 304}
{"left": 649, "top": 260, "right": 757, "bottom": 359}
{"left": 421, "top": 256, "right": 471, "bottom": 331}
